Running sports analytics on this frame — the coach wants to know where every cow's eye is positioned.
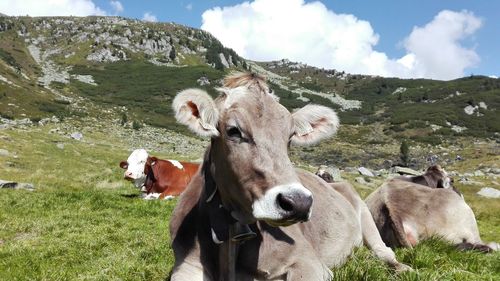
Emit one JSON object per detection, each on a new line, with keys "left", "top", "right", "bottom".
{"left": 226, "top": 126, "right": 242, "bottom": 139}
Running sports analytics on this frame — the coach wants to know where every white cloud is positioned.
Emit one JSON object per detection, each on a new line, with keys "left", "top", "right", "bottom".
{"left": 142, "top": 12, "right": 158, "bottom": 22}
{"left": 201, "top": 0, "right": 483, "bottom": 80}
{"left": 401, "top": 10, "right": 482, "bottom": 80}
{"left": 186, "top": 3, "right": 193, "bottom": 11}
{"left": 0, "top": 0, "right": 106, "bottom": 16}
{"left": 110, "top": 0, "right": 124, "bottom": 14}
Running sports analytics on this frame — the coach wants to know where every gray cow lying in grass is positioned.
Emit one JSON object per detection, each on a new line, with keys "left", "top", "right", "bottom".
{"left": 365, "top": 167, "right": 498, "bottom": 253}
{"left": 168, "top": 72, "right": 410, "bottom": 281}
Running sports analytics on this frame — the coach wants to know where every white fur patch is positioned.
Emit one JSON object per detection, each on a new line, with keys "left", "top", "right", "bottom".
{"left": 252, "top": 183, "right": 312, "bottom": 221}
{"left": 124, "top": 149, "right": 148, "bottom": 187}
{"left": 222, "top": 86, "right": 248, "bottom": 109}
{"left": 168, "top": 160, "right": 184, "bottom": 169}
{"left": 143, "top": 193, "right": 161, "bottom": 200}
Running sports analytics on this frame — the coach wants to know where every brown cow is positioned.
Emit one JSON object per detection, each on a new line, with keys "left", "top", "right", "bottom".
{"left": 168, "top": 72, "right": 409, "bottom": 281}
{"left": 119, "top": 149, "right": 199, "bottom": 199}
{"left": 365, "top": 178, "right": 498, "bottom": 253}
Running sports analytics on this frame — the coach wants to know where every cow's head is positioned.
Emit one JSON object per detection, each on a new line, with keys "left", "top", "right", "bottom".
{"left": 425, "top": 165, "right": 452, "bottom": 189}
{"left": 173, "top": 72, "right": 339, "bottom": 226}
{"left": 119, "top": 149, "right": 149, "bottom": 189}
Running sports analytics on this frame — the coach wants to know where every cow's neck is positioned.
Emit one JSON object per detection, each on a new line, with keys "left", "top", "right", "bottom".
{"left": 202, "top": 146, "right": 257, "bottom": 243}
{"left": 201, "top": 147, "right": 257, "bottom": 281}
{"left": 143, "top": 163, "right": 156, "bottom": 193}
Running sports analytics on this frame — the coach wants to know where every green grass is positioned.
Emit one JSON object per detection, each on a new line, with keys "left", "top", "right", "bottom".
{"left": 0, "top": 125, "right": 499, "bottom": 280}
{"left": 0, "top": 188, "right": 176, "bottom": 281}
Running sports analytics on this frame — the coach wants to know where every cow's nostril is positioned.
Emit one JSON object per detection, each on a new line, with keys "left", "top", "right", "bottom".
{"left": 277, "top": 193, "right": 295, "bottom": 212}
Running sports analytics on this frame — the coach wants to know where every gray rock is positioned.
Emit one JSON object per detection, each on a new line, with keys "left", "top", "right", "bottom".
{"left": 490, "top": 168, "right": 500, "bottom": 175}
{"left": 39, "top": 116, "right": 60, "bottom": 126}
{"left": 56, "top": 143, "right": 65, "bottom": 149}
{"left": 197, "top": 76, "right": 210, "bottom": 86}
{"left": 358, "top": 167, "right": 374, "bottom": 177}
{"left": 477, "top": 187, "right": 500, "bottom": 199}
{"left": 219, "top": 53, "right": 229, "bottom": 68}
{"left": 70, "top": 132, "right": 83, "bottom": 141}
{"left": 464, "top": 105, "right": 477, "bottom": 115}
{"left": 474, "top": 170, "right": 485, "bottom": 177}
{"left": 390, "top": 166, "right": 421, "bottom": 176}
{"left": 0, "top": 180, "right": 35, "bottom": 190}
{"left": 0, "top": 149, "right": 9, "bottom": 157}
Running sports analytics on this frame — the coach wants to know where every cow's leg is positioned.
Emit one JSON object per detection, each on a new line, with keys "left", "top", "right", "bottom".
{"left": 170, "top": 259, "right": 207, "bottom": 281}
{"left": 456, "top": 242, "right": 494, "bottom": 253}
{"left": 159, "top": 188, "right": 174, "bottom": 200}
{"left": 360, "top": 202, "right": 412, "bottom": 272}
{"left": 333, "top": 183, "right": 411, "bottom": 271}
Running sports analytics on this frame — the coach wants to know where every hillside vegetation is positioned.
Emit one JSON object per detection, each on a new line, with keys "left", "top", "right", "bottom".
{"left": 1, "top": 16, "right": 499, "bottom": 145}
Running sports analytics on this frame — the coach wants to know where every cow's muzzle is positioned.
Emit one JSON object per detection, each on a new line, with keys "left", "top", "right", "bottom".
{"left": 252, "top": 183, "right": 313, "bottom": 226}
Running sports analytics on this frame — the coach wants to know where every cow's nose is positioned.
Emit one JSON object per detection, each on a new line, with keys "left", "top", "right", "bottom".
{"left": 124, "top": 171, "right": 133, "bottom": 179}
{"left": 276, "top": 192, "right": 313, "bottom": 221}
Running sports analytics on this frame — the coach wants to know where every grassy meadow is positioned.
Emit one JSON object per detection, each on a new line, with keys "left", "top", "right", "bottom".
{"left": 0, "top": 124, "right": 499, "bottom": 281}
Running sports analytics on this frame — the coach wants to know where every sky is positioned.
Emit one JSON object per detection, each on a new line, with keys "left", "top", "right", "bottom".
{"left": 1, "top": 0, "right": 498, "bottom": 80}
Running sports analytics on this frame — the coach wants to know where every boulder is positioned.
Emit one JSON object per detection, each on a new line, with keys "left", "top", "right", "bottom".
{"left": 0, "top": 149, "right": 9, "bottom": 157}
{"left": 358, "top": 167, "right": 374, "bottom": 177}
{"left": 70, "top": 132, "right": 83, "bottom": 141}
{"left": 477, "top": 187, "right": 500, "bottom": 199}
{"left": 390, "top": 166, "right": 421, "bottom": 176}
{"left": 474, "top": 170, "right": 485, "bottom": 177}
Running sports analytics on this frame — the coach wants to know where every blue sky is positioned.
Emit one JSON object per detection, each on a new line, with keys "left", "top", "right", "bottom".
{"left": 1, "top": 0, "right": 498, "bottom": 80}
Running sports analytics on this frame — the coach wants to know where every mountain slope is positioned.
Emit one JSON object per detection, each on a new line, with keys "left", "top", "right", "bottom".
{"left": 0, "top": 16, "right": 498, "bottom": 145}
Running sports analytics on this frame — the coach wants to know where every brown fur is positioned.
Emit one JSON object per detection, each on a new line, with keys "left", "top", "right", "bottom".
{"left": 120, "top": 157, "right": 200, "bottom": 198}
{"left": 142, "top": 157, "right": 200, "bottom": 198}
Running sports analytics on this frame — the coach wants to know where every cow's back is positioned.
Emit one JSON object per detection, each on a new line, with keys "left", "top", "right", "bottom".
{"left": 366, "top": 179, "right": 481, "bottom": 246}
{"left": 154, "top": 161, "right": 200, "bottom": 195}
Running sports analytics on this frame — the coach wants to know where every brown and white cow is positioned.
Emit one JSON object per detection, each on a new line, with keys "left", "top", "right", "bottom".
{"left": 119, "top": 149, "right": 199, "bottom": 199}
{"left": 365, "top": 178, "right": 498, "bottom": 253}
{"left": 168, "top": 72, "right": 409, "bottom": 281}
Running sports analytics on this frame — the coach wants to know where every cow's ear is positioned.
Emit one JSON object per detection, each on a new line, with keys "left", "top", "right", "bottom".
{"left": 173, "top": 88, "right": 219, "bottom": 137}
{"left": 148, "top": 157, "right": 158, "bottom": 166}
{"left": 119, "top": 161, "right": 128, "bottom": 169}
{"left": 291, "top": 104, "right": 339, "bottom": 146}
